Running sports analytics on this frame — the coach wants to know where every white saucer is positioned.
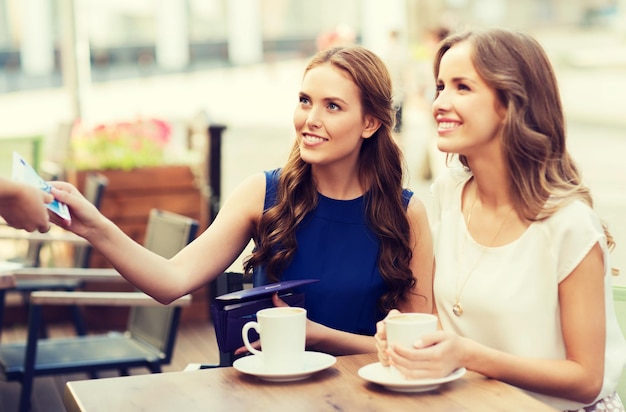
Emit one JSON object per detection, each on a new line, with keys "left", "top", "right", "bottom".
{"left": 233, "top": 351, "right": 336, "bottom": 382}
{"left": 358, "top": 362, "right": 466, "bottom": 393}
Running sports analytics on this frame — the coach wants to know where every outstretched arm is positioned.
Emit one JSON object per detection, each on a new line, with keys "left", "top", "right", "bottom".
{"left": 50, "top": 173, "right": 266, "bottom": 303}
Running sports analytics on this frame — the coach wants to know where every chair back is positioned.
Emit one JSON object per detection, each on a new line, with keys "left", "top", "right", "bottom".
{"left": 613, "top": 285, "right": 626, "bottom": 400}
{"left": 127, "top": 209, "right": 198, "bottom": 361}
{"left": 72, "top": 172, "right": 109, "bottom": 267}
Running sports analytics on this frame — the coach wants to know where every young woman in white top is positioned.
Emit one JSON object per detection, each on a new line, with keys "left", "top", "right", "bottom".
{"left": 375, "top": 27, "right": 626, "bottom": 411}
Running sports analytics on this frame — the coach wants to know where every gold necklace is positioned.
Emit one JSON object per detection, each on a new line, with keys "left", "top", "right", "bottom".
{"left": 453, "top": 193, "right": 514, "bottom": 317}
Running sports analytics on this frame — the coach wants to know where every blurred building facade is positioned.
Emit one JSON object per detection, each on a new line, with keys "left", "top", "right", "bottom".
{"left": 0, "top": 0, "right": 623, "bottom": 94}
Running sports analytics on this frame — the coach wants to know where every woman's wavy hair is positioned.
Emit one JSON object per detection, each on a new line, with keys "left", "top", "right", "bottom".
{"left": 433, "top": 28, "right": 615, "bottom": 254}
{"left": 244, "top": 45, "right": 417, "bottom": 311}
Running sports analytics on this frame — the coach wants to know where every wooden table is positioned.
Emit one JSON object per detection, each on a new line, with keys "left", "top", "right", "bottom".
{"left": 63, "top": 353, "right": 557, "bottom": 412}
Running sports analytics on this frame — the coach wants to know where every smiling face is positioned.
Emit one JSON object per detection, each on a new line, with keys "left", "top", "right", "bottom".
{"left": 432, "top": 41, "right": 506, "bottom": 159}
{"left": 293, "top": 62, "right": 379, "bottom": 169}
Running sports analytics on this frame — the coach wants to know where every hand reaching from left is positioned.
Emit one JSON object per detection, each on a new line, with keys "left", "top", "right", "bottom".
{"left": 0, "top": 182, "right": 53, "bottom": 233}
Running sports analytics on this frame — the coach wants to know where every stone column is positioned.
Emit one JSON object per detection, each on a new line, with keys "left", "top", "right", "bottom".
{"left": 471, "top": 0, "right": 507, "bottom": 25}
{"left": 59, "top": 0, "right": 91, "bottom": 122}
{"left": 617, "top": 0, "right": 626, "bottom": 40}
{"left": 19, "top": 0, "right": 53, "bottom": 75}
{"left": 226, "top": 0, "right": 263, "bottom": 65}
{"left": 361, "top": 0, "right": 408, "bottom": 56}
{"left": 155, "top": 0, "right": 190, "bottom": 70}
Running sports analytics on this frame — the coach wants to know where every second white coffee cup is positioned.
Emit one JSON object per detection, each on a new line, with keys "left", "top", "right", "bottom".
{"left": 242, "top": 306, "right": 306, "bottom": 373}
{"left": 385, "top": 312, "right": 438, "bottom": 380}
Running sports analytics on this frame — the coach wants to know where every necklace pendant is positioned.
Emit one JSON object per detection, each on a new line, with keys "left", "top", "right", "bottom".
{"left": 452, "top": 303, "right": 463, "bottom": 317}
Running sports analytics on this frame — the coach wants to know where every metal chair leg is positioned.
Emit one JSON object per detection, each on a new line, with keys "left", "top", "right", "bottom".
{"left": 20, "top": 304, "right": 43, "bottom": 412}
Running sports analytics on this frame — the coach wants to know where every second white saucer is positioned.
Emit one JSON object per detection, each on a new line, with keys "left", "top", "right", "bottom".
{"left": 233, "top": 351, "right": 336, "bottom": 382}
{"left": 358, "top": 362, "right": 466, "bottom": 393}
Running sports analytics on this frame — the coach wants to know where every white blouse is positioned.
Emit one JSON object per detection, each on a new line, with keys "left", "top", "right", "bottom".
{"left": 431, "top": 169, "right": 626, "bottom": 411}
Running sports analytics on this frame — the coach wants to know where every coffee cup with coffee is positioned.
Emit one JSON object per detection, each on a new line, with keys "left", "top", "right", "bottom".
{"left": 385, "top": 312, "right": 438, "bottom": 379}
{"left": 242, "top": 306, "right": 307, "bottom": 373}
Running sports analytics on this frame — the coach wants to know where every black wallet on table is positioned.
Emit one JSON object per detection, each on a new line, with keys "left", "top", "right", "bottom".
{"left": 210, "top": 279, "right": 319, "bottom": 353}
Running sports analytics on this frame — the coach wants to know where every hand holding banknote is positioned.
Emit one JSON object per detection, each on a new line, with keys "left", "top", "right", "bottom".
{"left": 0, "top": 175, "right": 53, "bottom": 232}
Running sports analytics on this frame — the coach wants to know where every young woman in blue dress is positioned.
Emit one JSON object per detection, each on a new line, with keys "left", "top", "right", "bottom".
{"left": 375, "top": 28, "right": 625, "bottom": 411}
{"left": 50, "top": 45, "right": 434, "bottom": 356}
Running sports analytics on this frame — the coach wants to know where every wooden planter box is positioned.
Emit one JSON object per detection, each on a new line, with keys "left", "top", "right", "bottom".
{"left": 71, "top": 165, "right": 208, "bottom": 262}
{"left": 67, "top": 164, "right": 210, "bottom": 327}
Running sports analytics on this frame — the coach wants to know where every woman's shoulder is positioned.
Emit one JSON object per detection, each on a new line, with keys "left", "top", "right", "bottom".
{"left": 232, "top": 172, "right": 267, "bottom": 196}
{"left": 536, "top": 199, "right": 608, "bottom": 282}
{"left": 220, "top": 172, "right": 267, "bottom": 222}
{"left": 406, "top": 192, "right": 429, "bottom": 222}
{"left": 432, "top": 167, "right": 471, "bottom": 189}
{"left": 264, "top": 168, "right": 281, "bottom": 181}
{"left": 536, "top": 199, "right": 606, "bottom": 254}
{"left": 263, "top": 168, "right": 281, "bottom": 209}
{"left": 431, "top": 167, "right": 471, "bottom": 206}
{"left": 544, "top": 199, "right": 601, "bottom": 232}
{"left": 401, "top": 188, "right": 413, "bottom": 209}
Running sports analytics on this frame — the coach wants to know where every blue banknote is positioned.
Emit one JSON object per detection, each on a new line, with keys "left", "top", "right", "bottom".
{"left": 12, "top": 151, "right": 71, "bottom": 221}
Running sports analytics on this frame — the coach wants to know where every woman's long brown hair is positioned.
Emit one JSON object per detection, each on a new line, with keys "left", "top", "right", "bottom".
{"left": 434, "top": 28, "right": 616, "bottom": 257}
{"left": 245, "top": 45, "right": 417, "bottom": 310}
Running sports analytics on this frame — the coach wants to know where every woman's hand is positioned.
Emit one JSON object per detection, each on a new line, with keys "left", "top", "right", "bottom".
{"left": 375, "top": 309, "right": 401, "bottom": 366}
{"left": 49, "top": 181, "right": 107, "bottom": 238}
{"left": 234, "top": 293, "right": 314, "bottom": 355}
{"left": 387, "top": 329, "right": 466, "bottom": 380}
{"left": 234, "top": 339, "right": 260, "bottom": 355}
{"left": 270, "top": 293, "right": 324, "bottom": 350}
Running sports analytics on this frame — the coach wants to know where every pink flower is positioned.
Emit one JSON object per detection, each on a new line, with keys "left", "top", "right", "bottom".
{"left": 69, "top": 117, "right": 173, "bottom": 171}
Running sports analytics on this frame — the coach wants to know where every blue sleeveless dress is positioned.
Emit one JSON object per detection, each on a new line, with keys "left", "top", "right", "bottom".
{"left": 254, "top": 169, "right": 413, "bottom": 336}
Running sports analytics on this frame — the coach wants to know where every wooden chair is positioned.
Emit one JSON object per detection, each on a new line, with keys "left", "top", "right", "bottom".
{"left": 0, "top": 209, "right": 198, "bottom": 412}
{"left": 613, "top": 285, "right": 626, "bottom": 401}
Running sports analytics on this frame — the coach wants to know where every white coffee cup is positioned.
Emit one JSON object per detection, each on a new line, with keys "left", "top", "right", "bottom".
{"left": 385, "top": 312, "right": 438, "bottom": 380}
{"left": 242, "top": 306, "right": 306, "bottom": 373}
